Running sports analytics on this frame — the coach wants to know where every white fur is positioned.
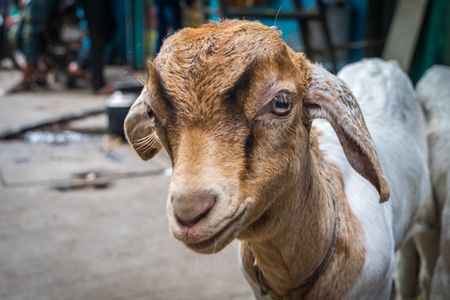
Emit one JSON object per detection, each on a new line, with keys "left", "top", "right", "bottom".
{"left": 417, "top": 65, "right": 450, "bottom": 300}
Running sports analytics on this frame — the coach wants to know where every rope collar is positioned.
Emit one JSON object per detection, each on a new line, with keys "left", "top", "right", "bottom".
{"left": 253, "top": 170, "right": 339, "bottom": 299}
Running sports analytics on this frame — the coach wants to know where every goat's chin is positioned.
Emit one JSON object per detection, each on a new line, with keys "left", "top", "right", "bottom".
{"left": 183, "top": 228, "right": 236, "bottom": 254}
{"left": 170, "top": 205, "right": 249, "bottom": 254}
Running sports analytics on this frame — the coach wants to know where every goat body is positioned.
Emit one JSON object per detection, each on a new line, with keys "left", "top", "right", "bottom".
{"left": 124, "top": 20, "right": 430, "bottom": 299}
{"left": 417, "top": 65, "right": 450, "bottom": 300}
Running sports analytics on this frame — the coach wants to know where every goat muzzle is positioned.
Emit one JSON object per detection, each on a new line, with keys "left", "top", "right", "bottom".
{"left": 172, "top": 190, "right": 217, "bottom": 228}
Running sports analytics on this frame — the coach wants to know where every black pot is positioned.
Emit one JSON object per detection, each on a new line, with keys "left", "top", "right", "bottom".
{"left": 106, "top": 91, "right": 139, "bottom": 138}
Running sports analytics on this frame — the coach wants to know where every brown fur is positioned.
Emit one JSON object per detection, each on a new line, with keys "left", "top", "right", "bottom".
{"left": 240, "top": 130, "right": 366, "bottom": 299}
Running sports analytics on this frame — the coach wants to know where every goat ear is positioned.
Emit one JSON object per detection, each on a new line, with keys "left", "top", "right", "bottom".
{"left": 124, "top": 88, "right": 162, "bottom": 161}
{"left": 304, "top": 63, "right": 390, "bottom": 203}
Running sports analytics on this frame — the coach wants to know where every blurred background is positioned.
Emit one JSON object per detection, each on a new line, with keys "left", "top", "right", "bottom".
{"left": 0, "top": 0, "right": 449, "bottom": 299}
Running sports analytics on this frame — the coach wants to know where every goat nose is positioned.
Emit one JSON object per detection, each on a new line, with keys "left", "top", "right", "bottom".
{"left": 172, "top": 190, "right": 217, "bottom": 228}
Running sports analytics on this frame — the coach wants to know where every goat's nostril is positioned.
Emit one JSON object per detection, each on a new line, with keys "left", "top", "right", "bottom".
{"left": 175, "top": 208, "right": 211, "bottom": 228}
{"left": 173, "top": 191, "right": 217, "bottom": 228}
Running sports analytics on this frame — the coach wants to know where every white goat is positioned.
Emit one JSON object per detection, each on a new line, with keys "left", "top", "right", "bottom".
{"left": 417, "top": 65, "right": 450, "bottom": 300}
{"left": 124, "top": 20, "right": 431, "bottom": 299}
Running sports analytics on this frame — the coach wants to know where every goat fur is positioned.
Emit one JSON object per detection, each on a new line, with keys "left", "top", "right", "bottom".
{"left": 417, "top": 65, "right": 450, "bottom": 300}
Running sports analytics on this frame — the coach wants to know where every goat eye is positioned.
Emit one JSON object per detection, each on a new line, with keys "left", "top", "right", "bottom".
{"left": 146, "top": 107, "right": 155, "bottom": 121}
{"left": 271, "top": 95, "right": 292, "bottom": 116}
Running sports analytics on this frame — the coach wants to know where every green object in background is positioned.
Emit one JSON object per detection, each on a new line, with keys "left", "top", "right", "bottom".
{"left": 125, "top": 0, "right": 145, "bottom": 69}
{"left": 145, "top": 30, "right": 158, "bottom": 58}
{"left": 133, "top": 0, "right": 145, "bottom": 68}
{"left": 409, "top": 0, "right": 450, "bottom": 84}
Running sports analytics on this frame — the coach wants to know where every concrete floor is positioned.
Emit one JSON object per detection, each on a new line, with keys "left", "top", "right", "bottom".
{"left": 0, "top": 67, "right": 253, "bottom": 300}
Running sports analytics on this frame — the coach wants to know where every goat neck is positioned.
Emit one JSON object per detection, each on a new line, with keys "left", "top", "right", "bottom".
{"left": 240, "top": 130, "right": 366, "bottom": 299}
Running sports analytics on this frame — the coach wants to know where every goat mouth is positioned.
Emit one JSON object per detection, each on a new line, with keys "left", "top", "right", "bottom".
{"left": 184, "top": 207, "right": 248, "bottom": 254}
